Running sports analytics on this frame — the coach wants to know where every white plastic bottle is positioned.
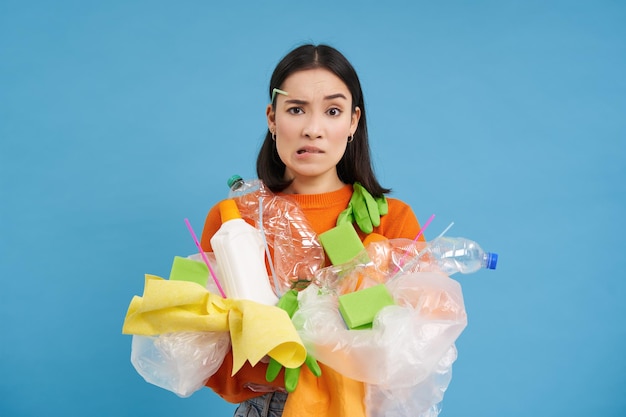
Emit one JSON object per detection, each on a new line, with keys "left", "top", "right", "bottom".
{"left": 225, "top": 175, "right": 325, "bottom": 292}
{"left": 415, "top": 236, "right": 498, "bottom": 275}
{"left": 210, "top": 198, "right": 279, "bottom": 305}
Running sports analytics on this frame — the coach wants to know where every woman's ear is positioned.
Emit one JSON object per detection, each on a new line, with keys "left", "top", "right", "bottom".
{"left": 351, "top": 106, "right": 362, "bottom": 135}
{"left": 266, "top": 104, "right": 276, "bottom": 132}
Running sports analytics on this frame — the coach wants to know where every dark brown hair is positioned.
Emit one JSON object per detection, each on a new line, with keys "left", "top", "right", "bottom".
{"left": 257, "top": 44, "right": 390, "bottom": 197}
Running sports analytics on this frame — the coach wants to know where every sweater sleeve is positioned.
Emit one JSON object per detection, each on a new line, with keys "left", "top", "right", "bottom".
{"left": 200, "top": 202, "right": 222, "bottom": 252}
{"left": 361, "top": 197, "right": 425, "bottom": 242}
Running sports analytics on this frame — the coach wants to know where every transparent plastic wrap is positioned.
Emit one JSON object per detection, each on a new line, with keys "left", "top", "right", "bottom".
{"left": 314, "top": 236, "right": 497, "bottom": 295}
{"left": 292, "top": 272, "right": 466, "bottom": 388}
{"left": 313, "top": 249, "right": 377, "bottom": 294}
{"left": 229, "top": 178, "right": 325, "bottom": 292}
{"left": 295, "top": 234, "right": 470, "bottom": 416}
{"left": 365, "top": 345, "right": 457, "bottom": 417}
{"left": 366, "top": 237, "right": 426, "bottom": 277}
{"left": 314, "top": 238, "right": 427, "bottom": 294}
{"left": 130, "top": 331, "right": 231, "bottom": 398}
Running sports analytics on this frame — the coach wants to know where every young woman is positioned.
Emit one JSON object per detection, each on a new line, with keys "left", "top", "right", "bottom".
{"left": 200, "top": 44, "right": 424, "bottom": 417}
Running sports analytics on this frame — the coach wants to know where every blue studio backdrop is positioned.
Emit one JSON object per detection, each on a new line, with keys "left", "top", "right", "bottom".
{"left": 1, "top": 1, "right": 624, "bottom": 416}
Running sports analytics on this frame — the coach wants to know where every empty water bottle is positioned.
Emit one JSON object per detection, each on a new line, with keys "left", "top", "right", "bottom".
{"left": 227, "top": 175, "right": 263, "bottom": 199}
{"left": 226, "top": 175, "right": 268, "bottom": 218}
{"left": 408, "top": 236, "right": 498, "bottom": 275}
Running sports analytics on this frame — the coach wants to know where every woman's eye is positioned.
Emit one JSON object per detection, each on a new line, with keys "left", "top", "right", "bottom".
{"left": 327, "top": 108, "right": 342, "bottom": 116}
{"left": 287, "top": 107, "right": 304, "bottom": 115}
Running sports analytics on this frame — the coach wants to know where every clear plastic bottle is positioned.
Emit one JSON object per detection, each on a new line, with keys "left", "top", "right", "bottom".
{"left": 228, "top": 175, "right": 263, "bottom": 198}
{"left": 225, "top": 175, "right": 325, "bottom": 292}
{"left": 226, "top": 175, "right": 270, "bottom": 224}
{"left": 210, "top": 199, "right": 279, "bottom": 305}
{"left": 409, "top": 236, "right": 498, "bottom": 275}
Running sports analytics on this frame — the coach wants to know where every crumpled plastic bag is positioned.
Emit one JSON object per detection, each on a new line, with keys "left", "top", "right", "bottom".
{"left": 292, "top": 271, "right": 466, "bottom": 416}
{"left": 365, "top": 345, "right": 457, "bottom": 417}
{"left": 131, "top": 331, "right": 230, "bottom": 398}
{"left": 294, "top": 272, "right": 465, "bottom": 387}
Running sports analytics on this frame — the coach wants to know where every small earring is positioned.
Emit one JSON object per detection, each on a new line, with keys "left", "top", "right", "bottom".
{"left": 347, "top": 134, "right": 354, "bottom": 143}
{"left": 270, "top": 129, "right": 276, "bottom": 141}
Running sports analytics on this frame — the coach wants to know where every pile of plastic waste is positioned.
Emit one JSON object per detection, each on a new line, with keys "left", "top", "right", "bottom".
{"left": 122, "top": 177, "right": 497, "bottom": 417}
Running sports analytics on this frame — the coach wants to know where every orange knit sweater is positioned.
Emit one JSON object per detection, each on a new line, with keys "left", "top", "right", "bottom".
{"left": 200, "top": 184, "right": 423, "bottom": 415}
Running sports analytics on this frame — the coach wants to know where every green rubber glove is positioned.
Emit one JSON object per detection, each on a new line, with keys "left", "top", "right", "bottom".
{"left": 265, "top": 290, "right": 322, "bottom": 392}
{"left": 337, "top": 182, "right": 388, "bottom": 234}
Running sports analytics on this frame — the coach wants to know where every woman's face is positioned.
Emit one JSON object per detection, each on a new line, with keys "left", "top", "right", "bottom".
{"left": 267, "top": 68, "right": 360, "bottom": 193}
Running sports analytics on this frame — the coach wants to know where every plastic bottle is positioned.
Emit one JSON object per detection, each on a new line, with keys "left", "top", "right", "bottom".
{"left": 225, "top": 175, "right": 325, "bottom": 292}
{"left": 210, "top": 199, "right": 279, "bottom": 305}
{"left": 226, "top": 175, "right": 270, "bottom": 227}
{"left": 227, "top": 175, "right": 262, "bottom": 199}
{"left": 412, "top": 236, "right": 498, "bottom": 275}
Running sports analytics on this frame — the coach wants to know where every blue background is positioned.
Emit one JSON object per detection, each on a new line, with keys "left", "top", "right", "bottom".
{"left": 1, "top": 1, "right": 624, "bottom": 416}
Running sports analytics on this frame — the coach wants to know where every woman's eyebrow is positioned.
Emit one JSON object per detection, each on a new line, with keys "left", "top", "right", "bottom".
{"left": 284, "top": 93, "right": 348, "bottom": 105}
{"left": 284, "top": 98, "right": 308, "bottom": 105}
{"left": 324, "top": 93, "right": 348, "bottom": 101}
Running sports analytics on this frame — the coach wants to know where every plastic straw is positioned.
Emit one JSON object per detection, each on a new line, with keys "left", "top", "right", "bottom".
{"left": 392, "top": 213, "right": 435, "bottom": 275}
{"left": 184, "top": 218, "right": 227, "bottom": 298}
{"left": 258, "top": 197, "right": 282, "bottom": 297}
{"left": 394, "top": 220, "right": 454, "bottom": 278}
{"left": 436, "top": 221, "right": 454, "bottom": 239}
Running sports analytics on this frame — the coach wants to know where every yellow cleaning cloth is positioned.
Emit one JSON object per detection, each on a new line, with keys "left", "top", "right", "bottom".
{"left": 122, "top": 275, "right": 306, "bottom": 374}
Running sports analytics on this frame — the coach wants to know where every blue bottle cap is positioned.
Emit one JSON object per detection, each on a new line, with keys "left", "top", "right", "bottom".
{"left": 486, "top": 252, "right": 498, "bottom": 270}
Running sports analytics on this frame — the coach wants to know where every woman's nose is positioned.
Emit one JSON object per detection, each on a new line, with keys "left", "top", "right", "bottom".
{"left": 302, "top": 114, "right": 323, "bottom": 139}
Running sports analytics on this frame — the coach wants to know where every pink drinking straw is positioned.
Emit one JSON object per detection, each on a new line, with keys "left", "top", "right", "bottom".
{"left": 184, "top": 218, "right": 227, "bottom": 298}
{"left": 392, "top": 213, "right": 435, "bottom": 275}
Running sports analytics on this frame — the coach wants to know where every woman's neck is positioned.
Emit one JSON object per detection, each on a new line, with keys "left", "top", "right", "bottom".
{"left": 283, "top": 176, "right": 346, "bottom": 195}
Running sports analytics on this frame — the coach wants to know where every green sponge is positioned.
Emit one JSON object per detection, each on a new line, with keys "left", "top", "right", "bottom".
{"left": 319, "top": 222, "right": 367, "bottom": 265}
{"left": 169, "top": 256, "right": 209, "bottom": 287}
{"left": 338, "top": 284, "right": 395, "bottom": 330}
